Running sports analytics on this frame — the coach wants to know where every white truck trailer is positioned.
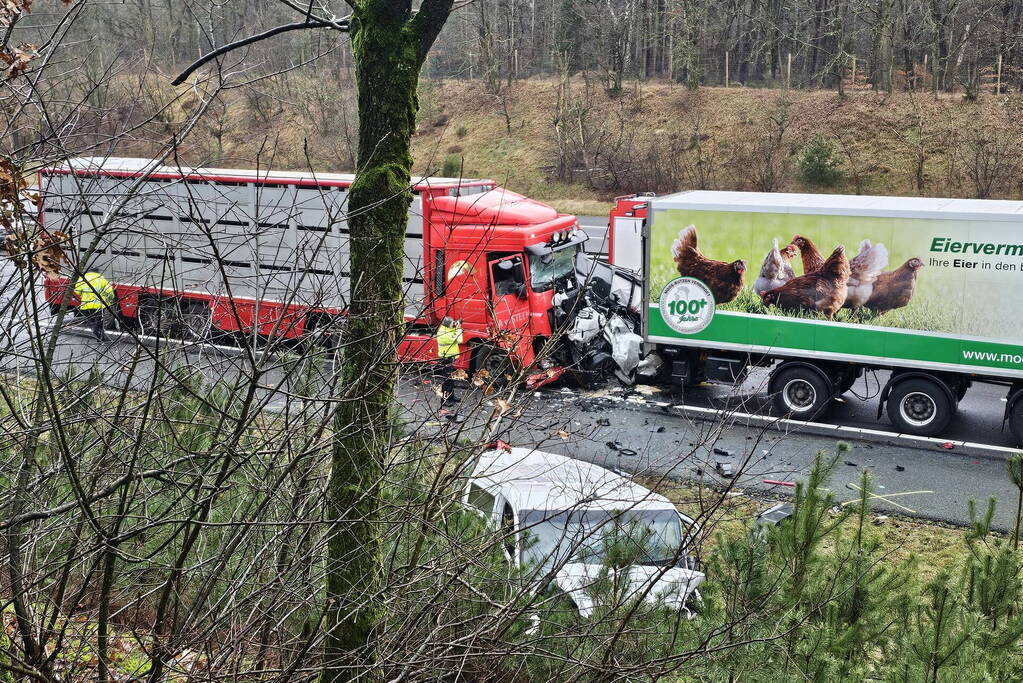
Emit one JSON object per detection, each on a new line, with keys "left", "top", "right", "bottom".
{"left": 605, "top": 191, "right": 1023, "bottom": 445}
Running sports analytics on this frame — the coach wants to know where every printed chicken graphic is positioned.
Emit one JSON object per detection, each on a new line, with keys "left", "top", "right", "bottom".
{"left": 790, "top": 234, "right": 825, "bottom": 273}
{"left": 843, "top": 239, "right": 889, "bottom": 310}
{"left": 866, "top": 258, "right": 924, "bottom": 313}
{"left": 671, "top": 225, "right": 746, "bottom": 304}
{"left": 753, "top": 239, "right": 797, "bottom": 296}
{"left": 760, "top": 245, "right": 851, "bottom": 318}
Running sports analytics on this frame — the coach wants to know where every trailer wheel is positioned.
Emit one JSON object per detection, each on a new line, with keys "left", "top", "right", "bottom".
{"left": 770, "top": 365, "right": 833, "bottom": 420}
{"left": 885, "top": 378, "right": 953, "bottom": 436}
{"left": 836, "top": 371, "right": 859, "bottom": 396}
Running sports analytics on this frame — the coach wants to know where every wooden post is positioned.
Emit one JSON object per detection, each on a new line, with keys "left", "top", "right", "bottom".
{"left": 851, "top": 55, "right": 856, "bottom": 87}
{"left": 725, "top": 50, "right": 729, "bottom": 87}
{"left": 786, "top": 52, "right": 792, "bottom": 89}
{"left": 997, "top": 53, "right": 1003, "bottom": 94}
{"left": 514, "top": 48, "right": 519, "bottom": 78}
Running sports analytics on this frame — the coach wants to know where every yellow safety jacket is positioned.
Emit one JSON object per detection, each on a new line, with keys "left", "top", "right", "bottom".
{"left": 74, "top": 272, "right": 115, "bottom": 312}
{"left": 436, "top": 323, "right": 463, "bottom": 359}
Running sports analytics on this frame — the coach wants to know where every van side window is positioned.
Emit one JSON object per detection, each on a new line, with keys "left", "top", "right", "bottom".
{"left": 501, "top": 503, "right": 516, "bottom": 558}
{"left": 466, "top": 483, "right": 494, "bottom": 516}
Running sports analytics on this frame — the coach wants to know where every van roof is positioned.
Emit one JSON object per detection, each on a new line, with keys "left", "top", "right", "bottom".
{"left": 44, "top": 157, "right": 493, "bottom": 190}
{"left": 651, "top": 190, "right": 1023, "bottom": 223}
{"left": 470, "top": 448, "right": 676, "bottom": 514}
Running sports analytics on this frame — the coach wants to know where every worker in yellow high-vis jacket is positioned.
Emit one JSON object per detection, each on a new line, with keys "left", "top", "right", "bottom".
{"left": 435, "top": 316, "right": 463, "bottom": 405}
{"left": 74, "top": 271, "right": 116, "bottom": 341}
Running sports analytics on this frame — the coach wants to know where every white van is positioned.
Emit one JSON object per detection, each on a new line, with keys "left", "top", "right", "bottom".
{"left": 463, "top": 446, "right": 705, "bottom": 618}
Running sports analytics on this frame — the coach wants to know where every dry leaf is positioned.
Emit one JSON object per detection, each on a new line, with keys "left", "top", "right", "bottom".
{"left": 32, "top": 230, "right": 67, "bottom": 275}
{"left": 471, "top": 368, "right": 490, "bottom": 387}
{"left": 450, "top": 368, "right": 468, "bottom": 380}
{"left": 557, "top": 429, "right": 570, "bottom": 440}
{"left": 0, "top": 43, "right": 37, "bottom": 79}
{"left": 494, "top": 398, "right": 511, "bottom": 416}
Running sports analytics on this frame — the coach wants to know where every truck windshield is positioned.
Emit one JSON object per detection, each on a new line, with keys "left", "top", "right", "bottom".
{"left": 529, "top": 247, "right": 577, "bottom": 291}
{"left": 518, "top": 508, "right": 686, "bottom": 571}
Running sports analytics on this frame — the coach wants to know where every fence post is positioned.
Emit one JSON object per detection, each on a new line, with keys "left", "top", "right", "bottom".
{"left": 725, "top": 50, "right": 729, "bottom": 87}
{"left": 786, "top": 52, "right": 792, "bottom": 89}
{"left": 851, "top": 55, "right": 856, "bottom": 87}
{"left": 997, "top": 53, "right": 1003, "bottom": 94}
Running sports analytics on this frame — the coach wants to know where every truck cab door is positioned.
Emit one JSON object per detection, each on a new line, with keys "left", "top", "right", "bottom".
{"left": 488, "top": 255, "right": 531, "bottom": 337}
{"left": 612, "top": 216, "right": 644, "bottom": 275}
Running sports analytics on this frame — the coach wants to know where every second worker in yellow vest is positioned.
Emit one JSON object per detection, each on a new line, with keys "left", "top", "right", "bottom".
{"left": 435, "top": 317, "right": 463, "bottom": 405}
{"left": 73, "top": 271, "right": 116, "bottom": 341}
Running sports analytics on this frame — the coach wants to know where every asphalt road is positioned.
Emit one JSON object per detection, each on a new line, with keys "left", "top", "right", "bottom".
{"left": 1, "top": 254, "right": 1019, "bottom": 531}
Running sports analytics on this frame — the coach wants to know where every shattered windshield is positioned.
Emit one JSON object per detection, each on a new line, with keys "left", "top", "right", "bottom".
{"left": 518, "top": 509, "right": 686, "bottom": 571}
{"left": 529, "top": 247, "right": 578, "bottom": 291}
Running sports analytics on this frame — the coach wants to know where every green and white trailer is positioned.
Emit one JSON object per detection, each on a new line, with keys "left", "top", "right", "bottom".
{"left": 606, "top": 190, "right": 1023, "bottom": 444}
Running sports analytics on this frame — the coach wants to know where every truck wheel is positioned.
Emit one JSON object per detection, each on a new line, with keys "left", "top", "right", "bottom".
{"left": 886, "top": 378, "right": 953, "bottom": 436}
{"left": 770, "top": 366, "right": 833, "bottom": 420}
{"left": 472, "top": 344, "right": 513, "bottom": 390}
{"left": 1009, "top": 400, "right": 1023, "bottom": 448}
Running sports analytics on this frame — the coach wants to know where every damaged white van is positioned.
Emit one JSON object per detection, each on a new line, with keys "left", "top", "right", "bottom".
{"left": 463, "top": 446, "right": 705, "bottom": 618}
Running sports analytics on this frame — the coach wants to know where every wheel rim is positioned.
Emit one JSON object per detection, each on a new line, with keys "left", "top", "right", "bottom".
{"left": 900, "top": 391, "right": 937, "bottom": 427}
{"left": 782, "top": 378, "right": 817, "bottom": 413}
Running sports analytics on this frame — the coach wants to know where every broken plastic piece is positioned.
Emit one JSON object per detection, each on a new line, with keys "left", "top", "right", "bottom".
{"left": 713, "top": 447, "right": 734, "bottom": 457}
{"left": 715, "top": 462, "right": 735, "bottom": 477}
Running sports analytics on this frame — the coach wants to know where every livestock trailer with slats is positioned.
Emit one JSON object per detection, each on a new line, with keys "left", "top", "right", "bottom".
{"left": 40, "top": 157, "right": 590, "bottom": 378}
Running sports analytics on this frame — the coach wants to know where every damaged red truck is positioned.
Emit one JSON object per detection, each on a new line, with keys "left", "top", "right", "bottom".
{"left": 40, "top": 157, "right": 636, "bottom": 386}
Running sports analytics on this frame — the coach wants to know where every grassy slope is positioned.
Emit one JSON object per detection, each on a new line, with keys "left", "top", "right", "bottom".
{"left": 408, "top": 79, "right": 1023, "bottom": 212}
{"left": 161, "top": 76, "right": 1023, "bottom": 218}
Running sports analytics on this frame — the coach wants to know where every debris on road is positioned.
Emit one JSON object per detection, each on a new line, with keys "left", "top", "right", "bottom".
{"left": 713, "top": 447, "right": 734, "bottom": 457}
{"left": 763, "top": 479, "right": 795, "bottom": 487}
{"left": 715, "top": 462, "right": 735, "bottom": 478}
{"left": 895, "top": 465, "right": 905, "bottom": 472}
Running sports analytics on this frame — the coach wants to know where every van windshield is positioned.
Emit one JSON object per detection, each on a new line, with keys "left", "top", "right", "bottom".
{"left": 529, "top": 246, "right": 578, "bottom": 291}
{"left": 518, "top": 508, "right": 686, "bottom": 570}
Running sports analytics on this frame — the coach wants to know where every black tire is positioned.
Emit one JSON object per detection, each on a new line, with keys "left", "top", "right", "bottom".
{"left": 885, "top": 378, "right": 953, "bottom": 436}
{"left": 836, "top": 371, "right": 859, "bottom": 396}
{"left": 471, "top": 343, "right": 514, "bottom": 389}
{"left": 770, "top": 365, "right": 834, "bottom": 420}
{"left": 1010, "top": 400, "right": 1023, "bottom": 448}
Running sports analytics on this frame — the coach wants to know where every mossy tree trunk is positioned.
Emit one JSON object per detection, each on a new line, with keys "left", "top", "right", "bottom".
{"left": 322, "top": 1, "right": 453, "bottom": 681}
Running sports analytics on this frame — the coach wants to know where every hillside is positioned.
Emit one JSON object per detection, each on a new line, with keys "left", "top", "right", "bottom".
{"left": 146, "top": 77, "right": 1023, "bottom": 216}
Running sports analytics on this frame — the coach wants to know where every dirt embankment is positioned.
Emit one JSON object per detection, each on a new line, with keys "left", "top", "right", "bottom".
{"left": 140, "top": 76, "right": 1023, "bottom": 216}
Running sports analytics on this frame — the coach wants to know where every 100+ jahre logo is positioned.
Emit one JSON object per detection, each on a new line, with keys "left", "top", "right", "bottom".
{"left": 660, "top": 277, "right": 715, "bottom": 334}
